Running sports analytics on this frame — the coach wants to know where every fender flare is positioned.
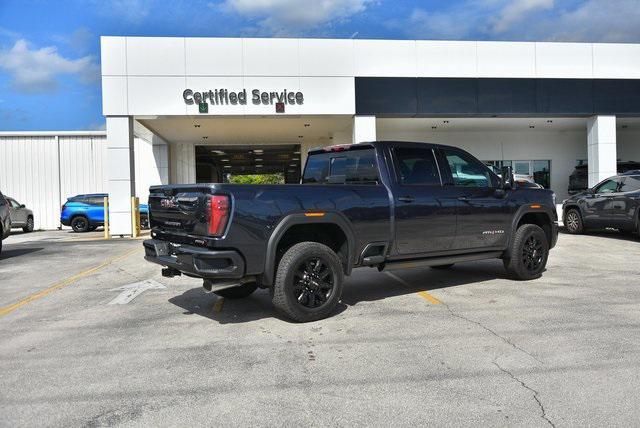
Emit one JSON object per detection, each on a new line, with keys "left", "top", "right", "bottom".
{"left": 504, "top": 205, "right": 555, "bottom": 260}
{"left": 261, "top": 212, "right": 356, "bottom": 286}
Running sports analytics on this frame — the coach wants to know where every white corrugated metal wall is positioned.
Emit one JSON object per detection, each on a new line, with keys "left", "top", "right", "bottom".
{"left": 0, "top": 130, "right": 168, "bottom": 230}
{"left": 0, "top": 133, "right": 108, "bottom": 230}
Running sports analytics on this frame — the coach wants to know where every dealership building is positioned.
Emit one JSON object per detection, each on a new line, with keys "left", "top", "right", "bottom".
{"left": 2, "top": 36, "right": 640, "bottom": 234}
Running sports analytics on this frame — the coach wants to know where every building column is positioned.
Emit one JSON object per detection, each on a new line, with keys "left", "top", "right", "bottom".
{"left": 353, "top": 115, "right": 376, "bottom": 143}
{"left": 106, "top": 116, "right": 135, "bottom": 236}
{"left": 587, "top": 116, "right": 617, "bottom": 188}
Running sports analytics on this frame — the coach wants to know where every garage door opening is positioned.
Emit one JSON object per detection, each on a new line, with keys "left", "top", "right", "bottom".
{"left": 195, "top": 144, "right": 302, "bottom": 184}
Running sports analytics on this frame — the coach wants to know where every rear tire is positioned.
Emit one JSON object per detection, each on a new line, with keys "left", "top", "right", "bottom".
{"left": 431, "top": 263, "right": 454, "bottom": 270}
{"left": 214, "top": 282, "right": 258, "bottom": 299}
{"left": 564, "top": 209, "right": 584, "bottom": 234}
{"left": 272, "top": 242, "right": 344, "bottom": 322}
{"left": 71, "top": 216, "right": 90, "bottom": 233}
{"left": 23, "top": 216, "right": 34, "bottom": 233}
{"left": 503, "top": 224, "right": 549, "bottom": 280}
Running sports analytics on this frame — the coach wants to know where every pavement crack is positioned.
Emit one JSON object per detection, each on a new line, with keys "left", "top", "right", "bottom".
{"left": 442, "top": 302, "right": 544, "bottom": 365}
{"left": 493, "top": 361, "right": 555, "bottom": 428}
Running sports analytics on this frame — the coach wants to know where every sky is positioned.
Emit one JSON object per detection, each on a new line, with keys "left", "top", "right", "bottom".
{"left": 1, "top": 0, "right": 639, "bottom": 131}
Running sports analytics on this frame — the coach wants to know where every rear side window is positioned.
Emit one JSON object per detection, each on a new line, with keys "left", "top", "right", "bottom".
{"left": 88, "top": 196, "right": 105, "bottom": 206}
{"left": 394, "top": 147, "right": 441, "bottom": 185}
{"left": 620, "top": 176, "right": 640, "bottom": 192}
{"left": 302, "top": 148, "right": 379, "bottom": 185}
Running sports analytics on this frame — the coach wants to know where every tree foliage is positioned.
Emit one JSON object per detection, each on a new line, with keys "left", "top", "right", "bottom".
{"left": 228, "top": 174, "right": 285, "bottom": 184}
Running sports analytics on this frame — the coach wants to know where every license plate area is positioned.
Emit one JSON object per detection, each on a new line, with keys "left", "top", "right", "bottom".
{"left": 154, "top": 241, "right": 170, "bottom": 256}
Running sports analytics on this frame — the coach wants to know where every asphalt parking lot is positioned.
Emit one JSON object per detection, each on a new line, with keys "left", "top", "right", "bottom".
{"left": 1, "top": 229, "right": 639, "bottom": 426}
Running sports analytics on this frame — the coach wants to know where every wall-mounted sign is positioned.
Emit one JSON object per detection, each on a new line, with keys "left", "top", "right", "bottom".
{"left": 183, "top": 89, "right": 303, "bottom": 113}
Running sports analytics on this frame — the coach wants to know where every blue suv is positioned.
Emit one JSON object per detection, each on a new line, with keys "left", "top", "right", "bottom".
{"left": 61, "top": 193, "right": 149, "bottom": 232}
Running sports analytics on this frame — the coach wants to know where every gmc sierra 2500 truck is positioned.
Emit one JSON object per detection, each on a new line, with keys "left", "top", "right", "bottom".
{"left": 144, "top": 141, "right": 558, "bottom": 322}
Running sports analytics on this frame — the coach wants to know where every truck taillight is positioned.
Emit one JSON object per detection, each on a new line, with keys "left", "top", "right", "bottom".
{"left": 207, "top": 195, "right": 229, "bottom": 236}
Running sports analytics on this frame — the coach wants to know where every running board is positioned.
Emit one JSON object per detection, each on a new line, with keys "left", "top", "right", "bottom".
{"left": 383, "top": 251, "right": 503, "bottom": 271}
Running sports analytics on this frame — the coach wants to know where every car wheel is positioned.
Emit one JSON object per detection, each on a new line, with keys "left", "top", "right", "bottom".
{"left": 503, "top": 224, "right": 549, "bottom": 280}
{"left": 71, "top": 216, "right": 90, "bottom": 233}
{"left": 272, "top": 242, "right": 344, "bottom": 322}
{"left": 214, "top": 282, "right": 258, "bottom": 299}
{"left": 564, "top": 209, "right": 584, "bottom": 234}
{"left": 23, "top": 216, "right": 34, "bottom": 233}
{"left": 431, "top": 263, "right": 454, "bottom": 270}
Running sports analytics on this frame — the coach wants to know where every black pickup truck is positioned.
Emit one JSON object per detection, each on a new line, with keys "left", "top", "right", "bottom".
{"left": 144, "top": 141, "right": 558, "bottom": 322}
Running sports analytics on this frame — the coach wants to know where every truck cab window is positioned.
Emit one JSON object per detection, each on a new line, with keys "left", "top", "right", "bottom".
{"left": 394, "top": 147, "right": 441, "bottom": 185}
{"left": 442, "top": 149, "right": 492, "bottom": 188}
{"left": 303, "top": 148, "right": 379, "bottom": 185}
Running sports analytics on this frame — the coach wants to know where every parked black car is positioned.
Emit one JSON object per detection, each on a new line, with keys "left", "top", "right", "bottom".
{"left": 569, "top": 161, "right": 640, "bottom": 194}
{"left": 563, "top": 171, "right": 640, "bottom": 235}
{"left": 0, "top": 191, "right": 12, "bottom": 255}
{"left": 144, "top": 141, "right": 558, "bottom": 322}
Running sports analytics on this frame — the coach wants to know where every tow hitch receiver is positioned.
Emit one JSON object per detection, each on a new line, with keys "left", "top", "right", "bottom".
{"left": 162, "top": 267, "right": 181, "bottom": 278}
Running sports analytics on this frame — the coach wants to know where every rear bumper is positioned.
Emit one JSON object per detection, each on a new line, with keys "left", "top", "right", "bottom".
{"left": 143, "top": 239, "right": 245, "bottom": 279}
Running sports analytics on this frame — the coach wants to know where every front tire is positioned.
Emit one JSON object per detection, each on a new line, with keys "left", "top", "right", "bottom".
{"left": 214, "top": 282, "right": 258, "bottom": 299}
{"left": 564, "top": 209, "right": 584, "bottom": 234}
{"left": 503, "top": 224, "right": 549, "bottom": 280}
{"left": 272, "top": 242, "right": 344, "bottom": 322}
{"left": 71, "top": 216, "right": 90, "bottom": 233}
{"left": 23, "top": 216, "right": 34, "bottom": 233}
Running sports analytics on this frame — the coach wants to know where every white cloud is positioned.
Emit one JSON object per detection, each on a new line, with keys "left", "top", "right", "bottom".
{"left": 221, "top": 0, "right": 372, "bottom": 35}
{"left": 0, "top": 39, "right": 100, "bottom": 94}
{"left": 404, "top": 0, "right": 640, "bottom": 42}
{"left": 492, "top": 0, "right": 554, "bottom": 33}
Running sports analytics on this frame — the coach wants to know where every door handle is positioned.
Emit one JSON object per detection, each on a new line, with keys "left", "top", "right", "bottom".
{"left": 398, "top": 196, "right": 415, "bottom": 203}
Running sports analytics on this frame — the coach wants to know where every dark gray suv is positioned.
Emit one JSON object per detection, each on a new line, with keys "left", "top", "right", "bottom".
{"left": 563, "top": 171, "right": 640, "bottom": 235}
{"left": 0, "top": 191, "right": 12, "bottom": 255}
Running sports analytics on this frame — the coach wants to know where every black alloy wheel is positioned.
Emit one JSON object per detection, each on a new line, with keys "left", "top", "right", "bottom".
{"left": 503, "top": 224, "right": 549, "bottom": 280}
{"left": 272, "top": 242, "right": 344, "bottom": 322}
{"left": 293, "top": 257, "right": 335, "bottom": 309}
{"left": 522, "top": 234, "right": 544, "bottom": 272}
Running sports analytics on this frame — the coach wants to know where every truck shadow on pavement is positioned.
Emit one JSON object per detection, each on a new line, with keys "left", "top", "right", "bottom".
{"left": 0, "top": 247, "right": 43, "bottom": 260}
{"left": 168, "top": 259, "right": 508, "bottom": 324}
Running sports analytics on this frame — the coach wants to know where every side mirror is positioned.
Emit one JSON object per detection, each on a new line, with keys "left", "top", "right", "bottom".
{"left": 501, "top": 166, "right": 514, "bottom": 190}
{"left": 19, "top": 204, "right": 25, "bottom": 208}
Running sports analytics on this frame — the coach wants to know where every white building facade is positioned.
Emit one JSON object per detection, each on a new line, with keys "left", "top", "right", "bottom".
{"left": 4, "top": 37, "right": 640, "bottom": 233}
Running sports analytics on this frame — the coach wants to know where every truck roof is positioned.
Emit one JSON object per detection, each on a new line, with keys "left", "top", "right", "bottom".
{"left": 309, "top": 140, "right": 448, "bottom": 154}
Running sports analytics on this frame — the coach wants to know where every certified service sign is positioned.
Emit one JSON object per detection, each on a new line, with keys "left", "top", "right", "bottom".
{"left": 183, "top": 88, "right": 303, "bottom": 113}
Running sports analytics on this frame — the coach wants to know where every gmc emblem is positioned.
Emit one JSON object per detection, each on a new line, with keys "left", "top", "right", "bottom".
{"left": 161, "top": 198, "right": 177, "bottom": 208}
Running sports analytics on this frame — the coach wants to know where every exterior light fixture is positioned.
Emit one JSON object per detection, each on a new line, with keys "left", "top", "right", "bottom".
{"left": 529, "top": 125, "right": 535, "bottom": 129}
